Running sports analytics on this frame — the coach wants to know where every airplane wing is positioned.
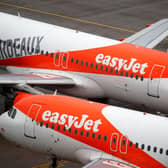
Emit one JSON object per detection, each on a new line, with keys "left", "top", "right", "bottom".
{"left": 123, "top": 19, "right": 168, "bottom": 48}
{"left": 82, "top": 159, "right": 137, "bottom": 168}
{"left": 0, "top": 72, "right": 74, "bottom": 85}
{"left": 0, "top": 72, "right": 75, "bottom": 94}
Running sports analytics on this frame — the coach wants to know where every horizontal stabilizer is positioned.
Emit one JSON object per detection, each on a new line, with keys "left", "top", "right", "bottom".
{"left": 124, "top": 19, "right": 168, "bottom": 48}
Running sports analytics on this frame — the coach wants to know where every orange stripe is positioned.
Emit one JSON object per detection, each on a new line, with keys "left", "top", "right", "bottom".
{"left": 14, "top": 94, "right": 167, "bottom": 168}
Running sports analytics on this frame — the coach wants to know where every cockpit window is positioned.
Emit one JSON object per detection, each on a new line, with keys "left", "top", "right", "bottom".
{"left": 8, "top": 107, "right": 17, "bottom": 119}
{"left": 11, "top": 109, "right": 17, "bottom": 119}
{"left": 8, "top": 108, "right": 13, "bottom": 117}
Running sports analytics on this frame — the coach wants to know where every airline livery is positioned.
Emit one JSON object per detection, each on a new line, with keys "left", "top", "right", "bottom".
{"left": 0, "top": 13, "right": 168, "bottom": 114}
{"left": 0, "top": 93, "right": 168, "bottom": 168}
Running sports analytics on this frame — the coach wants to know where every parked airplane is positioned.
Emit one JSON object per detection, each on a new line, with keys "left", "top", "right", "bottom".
{"left": 0, "top": 92, "right": 168, "bottom": 168}
{"left": 0, "top": 12, "right": 168, "bottom": 113}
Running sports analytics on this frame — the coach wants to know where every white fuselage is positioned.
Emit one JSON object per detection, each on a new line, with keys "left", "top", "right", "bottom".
{"left": 0, "top": 12, "right": 168, "bottom": 113}
{"left": 0, "top": 100, "right": 168, "bottom": 168}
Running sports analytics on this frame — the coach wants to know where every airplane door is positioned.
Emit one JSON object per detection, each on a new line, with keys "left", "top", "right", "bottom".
{"left": 147, "top": 65, "right": 165, "bottom": 98}
{"left": 61, "top": 52, "right": 69, "bottom": 69}
{"left": 110, "top": 133, "right": 119, "bottom": 152}
{"left": 54, "top": 52, "right": 69, "bottom": 69}
{"left": 24, "top": 104, "right": 41, "bottom": 139}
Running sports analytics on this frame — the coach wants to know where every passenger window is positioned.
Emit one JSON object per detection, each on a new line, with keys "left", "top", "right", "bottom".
{"left": 98, "top": 134, "right": 101, "bottom": 140}
{"left": 50, "top": 53, "right": 53, "bottom": 58}
{"left": 135, "top": 143, "right": 138, "bottom": 148}
{"left": 141, "top": 76, "right": 144, "bottom": 81}
{"left": 147, "top": 145, "right": 151, "bottom": 151}
{"left": 41, "top": 50, "right": 44, "bottom": 55}
{"left": 71, "top": 58, "right": 74, "bottom": 63}
{"left": 90, "top": 63, "right": 93, "bottom": 68}
{"left": 110, "top": 68, "right": 113, "bottom": 73}
{"left": 63, "top": 126, "right": 66, "bottom": 132}
{"left": 40, "top": 122, "right": 43, "bottom": 127}
{"left": 51, "top": 124, "right": 55, "bottom": 129}
{"left": 166, "top": 150, "right": 168, "bottom": 155}
{"left": 125, "top": 72, "right": 128, "bottom": 77}
{"left": 160, "top": 148, "right": 163, "bottom": 154}
{"left": 104, "top": 136, "right": 107, "bottom": 141}
{"left": 92, "top": 133, "right": 95, "bottom": 138}
{"left": 76, "top": 59, "right": 79, "bottom": 64}
{"left": 100, "top": 65, "right": 103, "bottom": 71}
{"left": 95, "top": 64, "right": 98, "bottom": 69}
{"left": 113, "top": 137, "right": 116, "bottom": 143}
{"left": 68, "top": 128, "right": 72, "bottom": 133}
{"left": 115, "top": 69, "right": 118, "bottom": 74}
{"left": 45, "top": 51, "right": 48, "bottom": 56}
{"left": 64, "top": 56, "right": 67, "bottom": 61}
{"left": 129, "top": 141, "right": 133, "bottom": 147}
{"left": 80, "top": 60, "right": 84, "bottom": 66}
{"left": 153, "top": 147, "right": 157, "bottom": 152}
{"left": 74, "top": 129, "right": 78, "bottom": 135}
{"left": 141, "top": 144, "right": 145, "bottom": 150}
{"left": 85, "top": 62, "right": 88, "bottom": 67}
{"left": 135, "top": 75, "right": 139, "bottom": 80}
{"left": 130, "top": 73, "right": 134, "bottom": 78}
{"left": 120, "top": 71, "right": 123, "bottom": 76}
{"left": 46, "top": 123, "right": 49, "bottom": 128}
{"left": 56, "top": 53, "right": 59, "bottom": 59}
{"left": 80, "top": 130, "right": 84, "bottom": 136}
{"left": 57, "top": 125, "right": 60, "bottom": 131}
{"left": 86, "top": 132, "right": 89, "bottom": 137}
{"left": 105, "top": 67, "right": 108, "bottom": 72}
{"left": 122, "top": 139, "right": 126, "bottom": 146}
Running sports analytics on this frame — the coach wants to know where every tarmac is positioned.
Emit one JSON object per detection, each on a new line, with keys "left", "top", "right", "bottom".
{"left": 0, "top": 0, "right": 168, "bottom": 167}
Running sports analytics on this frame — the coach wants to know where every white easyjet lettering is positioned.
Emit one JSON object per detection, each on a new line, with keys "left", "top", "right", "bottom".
{"left": 42, "top": 111, "right": 102, "bottom": 132}
{"left": 96, "top": 53, "right": 104, "bottom": 63}
{"left": 50, "top": 112, "right": 59, "bottom": 123}
{"left": 74, "top": 114, "right": 88, "bottom": 128}
{"left": 42, "top": 111, "right": 51, "bottom": 121}
{"left": 59, "top": 114, "right": 68, "bottom": 125}
{"left": 96, "top": 54, "right": 148, "bottom": 74}
{"left": 66, "top": 115, "right": 78, "bottom": 129}
{"left": 140, "top": 63, "right": 148, "bottom": 74}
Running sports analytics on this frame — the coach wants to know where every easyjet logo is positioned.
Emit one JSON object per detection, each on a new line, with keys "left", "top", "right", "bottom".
{"left": 96, "top": 53, "right": 148, "bottom": 74}
{"left": 42, "top": 111, "right": 102, "bottom": 132}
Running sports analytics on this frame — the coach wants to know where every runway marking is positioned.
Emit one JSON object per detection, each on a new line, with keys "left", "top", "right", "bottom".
{"left": 0, "top": 1, "right": 135, "bottom": 33}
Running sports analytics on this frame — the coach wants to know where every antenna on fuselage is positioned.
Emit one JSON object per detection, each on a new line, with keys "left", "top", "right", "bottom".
{"left": 17, "top": 12, "right": 21, "bottom": 17}
{"left": 53, "top": 90, "right": 57, "bottom": 96}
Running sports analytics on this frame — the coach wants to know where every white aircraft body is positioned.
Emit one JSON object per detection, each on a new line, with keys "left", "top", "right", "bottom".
{"left": 0, "top": 93, "right": 168, "bottom": 168}
{"left": 0, "top": 13, "right": 168, "bottom": 114}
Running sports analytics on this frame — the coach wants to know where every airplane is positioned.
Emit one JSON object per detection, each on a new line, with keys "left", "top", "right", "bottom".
{"left": 0, "top": 12, "right": 168, "bottom": 114}
{"left": 0, "top": 92, "right": 168, "bottom": 168}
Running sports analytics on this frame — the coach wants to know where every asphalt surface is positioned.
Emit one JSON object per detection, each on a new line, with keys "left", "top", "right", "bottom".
{"left": 0, "top": 0, "right": 168, "bottom": 168}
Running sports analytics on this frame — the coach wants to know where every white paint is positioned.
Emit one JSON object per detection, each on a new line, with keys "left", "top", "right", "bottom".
{"left": 42, "top": 111, "right": 102, "bottom": 132}
{"left": 95, "top": 54, "right": 148, "bottom": 75}
{"left": 0, "top": 12, "right": 120, "bottom": 54}
{"left": 102, "top": 106, "right": 168, "bottom": 167}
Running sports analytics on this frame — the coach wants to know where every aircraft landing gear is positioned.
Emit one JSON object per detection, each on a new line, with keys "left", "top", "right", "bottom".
{"left": 49, "top": 155, "right": 58, "bottom": 168}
